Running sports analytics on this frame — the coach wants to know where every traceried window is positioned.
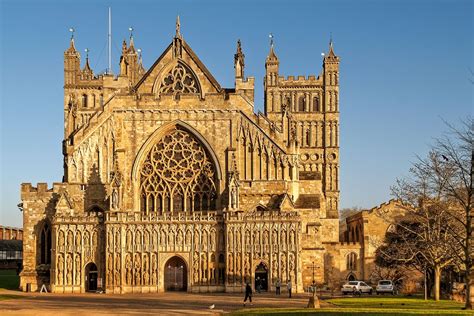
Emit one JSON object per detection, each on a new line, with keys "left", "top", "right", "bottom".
{"left": 346, "top": 252, "right": 357, "bottom": 271}
{"left": 159, "top": 63, "right": 200, "bottom": 96}
{"left": 140, "top": 127, "right": 217, "bottom": 214}
{"left": 39, "top": 223, "right": 51, "bottom": 264}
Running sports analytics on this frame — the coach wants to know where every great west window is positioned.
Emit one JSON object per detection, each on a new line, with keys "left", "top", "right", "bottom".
{"left": 140, "top": 127, "right": 217, "bottom": 214}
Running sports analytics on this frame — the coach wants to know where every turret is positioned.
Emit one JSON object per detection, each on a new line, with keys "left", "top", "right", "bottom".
{"left": 323, "top": 40, "right": 339, "bottom": 91}
{"left": 64, "top": 35, "right": 80, "bottom": 86}
{"left": 264, "top": 36, "right": 280, "bottom": 116}
{"left": 119, "top": 31, "right": 140, "bottom": 84}
{"left": 81, "top": 49, "right": 94, "bottom": 81}
{"left": 264, "top": 36, "right": 279, "bottom": 88}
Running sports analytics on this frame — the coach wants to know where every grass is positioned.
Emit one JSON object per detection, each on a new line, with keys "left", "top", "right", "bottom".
{"left": 230, "top": 295, "right": 472, "bottom": 315}
{"left": 327, "top": 296, "right": 466, "bottom": 310}
{"left": 0, "top": 269, "right": 20, "bottom": 290}
{"left": 0, "top": 294, "right": 22, "bottom": 301}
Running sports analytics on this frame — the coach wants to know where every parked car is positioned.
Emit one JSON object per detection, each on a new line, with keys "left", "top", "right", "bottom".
{"left": 341, "top": 281, "right": 373, "bottom": 295}
{"left": 376, "top": 280, "right": 397, "bottom": 295}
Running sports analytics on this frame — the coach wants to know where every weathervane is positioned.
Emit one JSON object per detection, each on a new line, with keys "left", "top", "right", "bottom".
{"left": 269, "top": 33, "right": 274, "bottom": 47}
{"left": 69, "top": 27, "right": 75, "bottom": 40}
{"left": 128, "top": 26, "right": 134, "bottom": 40}
{"left": 84, "top": 48, "right": 89, "bottom": 59}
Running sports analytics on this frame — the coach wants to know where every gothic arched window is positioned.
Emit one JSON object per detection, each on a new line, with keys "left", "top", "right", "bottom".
{"left": 298, "top": 96, "right": 305, "bottom": 112}
{"left": 313, "top": 97, "right": 320, "bottom": 112}
{"left": 346, "top": 252, "right": 357, "bottom": 271}
{"left": 82, "top": 94, "right": 88, "bottom": 108}
{"left": 39, "top": 223, "right": 51, "bottom": 264}
{"left": 140, "top": 127, "right": 217, "bottom": 214}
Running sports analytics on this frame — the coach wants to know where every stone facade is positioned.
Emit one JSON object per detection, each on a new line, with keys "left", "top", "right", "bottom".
{"left": 336, "top": 200, "right": 418, "bottom": 288}
{"left": 20, "top": 21, "right": 341, "bottom": 293}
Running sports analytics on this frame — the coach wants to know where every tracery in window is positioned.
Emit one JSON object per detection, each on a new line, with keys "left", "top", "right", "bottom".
{"left": 346, "top": 252, "right": 357, "bottom": 271}
{"left": 140, "top": 127, "right": 217, "bottom": 214}
{"left": 159, "top": 63, "right": 200, "bottom": 96}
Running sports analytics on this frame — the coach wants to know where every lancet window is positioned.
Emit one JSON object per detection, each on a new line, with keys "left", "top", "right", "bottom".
{"left": 346, "top": 252, "right": 357, "bottom": 271}
{"left": 39, "top": 222, "right": 51, "bottom": 265}
{"left": 140, "top": 127, "right": 217, "bottom": 214}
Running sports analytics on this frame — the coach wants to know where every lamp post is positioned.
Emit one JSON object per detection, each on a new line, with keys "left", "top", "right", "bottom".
{"left": 307, "top": 262, "right": 320, "bottom": 309}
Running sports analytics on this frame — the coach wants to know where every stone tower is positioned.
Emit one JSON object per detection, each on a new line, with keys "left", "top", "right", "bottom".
{"left": 264, "top": 40, "right": 340, "bottom": 219}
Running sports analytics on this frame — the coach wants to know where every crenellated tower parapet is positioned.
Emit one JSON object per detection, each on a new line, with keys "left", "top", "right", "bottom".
{"left": 264, "top": 39, "right": 340, "bottom": 219}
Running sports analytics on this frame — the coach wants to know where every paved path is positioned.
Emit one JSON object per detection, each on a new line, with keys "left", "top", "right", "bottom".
{"left": 0, "top": 290, "right": 331, "bottom": 315}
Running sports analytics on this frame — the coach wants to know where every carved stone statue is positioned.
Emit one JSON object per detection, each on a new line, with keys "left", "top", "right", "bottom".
{"left": 264, "top": 230, "right": 269, "bottom": 244}
{"left": 66, "top": 254, "right": 73, "bottom": 284}
{"left": 75, "top": 254, "right": 81, "bottom": 285}
{"left": 185, "top": 230, "right": 192, "bottom": 245}
{"left": 210, "top": 232, "right": 216, "bottom": 250}
{"left": 75, "top": 231, "right": 81, "bottom": 252}
{"left": 59, "top": 230, "right": 65, "bottom": 249}
{"left": 134, "top": 258, "right": 141, "bottom": 286}
{"left": 57, "top": 254, "right": 64, "bottom": 284}
{"left": 193, "top": 252, "right": 199, "bottom": 283}
{"left": 125, "top": 255, "right": 132, "bottom": 285}
{"left": 111, "top": 188, "right": 119, "bottom": 209}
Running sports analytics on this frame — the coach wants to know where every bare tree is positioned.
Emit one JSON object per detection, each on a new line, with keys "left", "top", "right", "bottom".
{"left": 390, "top": 117, "right": 473, "bottom": 308}
{"left": 430, "top": 118, "right": 473, "bottom": 309}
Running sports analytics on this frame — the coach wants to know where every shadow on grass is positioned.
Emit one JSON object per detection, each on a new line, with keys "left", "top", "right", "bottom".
{"left": 0, "top": 269, "right": 20, "bottom": 290}
{"left": 0, "top": 294, "right": 23, "bottom": 301}
{"left": 230, "top": 307, "right": 473, "bottom": 316}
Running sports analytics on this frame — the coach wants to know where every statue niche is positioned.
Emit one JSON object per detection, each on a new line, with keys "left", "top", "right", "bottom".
{"left": 139, "top": 127, "right": 217, "bottom": 214}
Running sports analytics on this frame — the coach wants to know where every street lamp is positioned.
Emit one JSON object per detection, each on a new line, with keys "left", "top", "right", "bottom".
{"left": 307, "top": 262, "right": 320, "bottom": 309}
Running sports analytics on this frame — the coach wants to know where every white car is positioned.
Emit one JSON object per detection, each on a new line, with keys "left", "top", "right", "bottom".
{"left": 376, "top": 280, "right": 396, "bottom": 295}
{"left": 341, "top": 281, "right": 373, "bottom": 295}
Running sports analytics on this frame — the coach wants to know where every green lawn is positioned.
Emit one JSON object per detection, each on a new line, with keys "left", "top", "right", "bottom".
{"left": 0, "top": 294, "right": 22, "bottom": 301}
{"left": 327, "top": 296, "right": 466, "bottom": 310}
{"left": 231, "top": 296, "right": 472, "bottom": 316}
{"left": 0, "top": 269, "right": 20, "bottom": 290}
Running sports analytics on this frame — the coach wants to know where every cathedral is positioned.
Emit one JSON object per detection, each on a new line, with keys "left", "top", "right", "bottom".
{"left": 20, "top": 19, "right": 343, "bottom": 294}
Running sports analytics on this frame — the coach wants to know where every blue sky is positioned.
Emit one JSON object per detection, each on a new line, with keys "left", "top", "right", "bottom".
{"left": 0, "top": 0, "right": 472, "bottom": 227}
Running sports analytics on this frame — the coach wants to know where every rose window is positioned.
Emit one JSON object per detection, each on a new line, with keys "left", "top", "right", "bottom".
{"left": 140, "top": 127, "right": 217, "bottom": 214}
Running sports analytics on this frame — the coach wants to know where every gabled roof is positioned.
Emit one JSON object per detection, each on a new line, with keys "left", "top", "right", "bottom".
{"left": 133, "top": 37, "right": 223, "bottom": 94}
{"left": 56, "top": 190, "right": 74, "bottom": 210}
{"left": 294, "top": 194, "right": 320, "bottom": 209}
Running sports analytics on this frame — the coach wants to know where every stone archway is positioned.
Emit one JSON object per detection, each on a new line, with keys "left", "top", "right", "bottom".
{"left": 164, "top": 256, "right": 187, "bottom": 291}
{"left": 347, "top": 273, "right": 356, "bottom": 281}
{"left": 255, "top": 262, "right": 269, "bottom": 292}
{"left": 85, "top": 262, "right": 98, "bottom": 292}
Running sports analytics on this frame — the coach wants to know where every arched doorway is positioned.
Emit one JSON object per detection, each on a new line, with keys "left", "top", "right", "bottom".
{"left": 255, "top": 262, "right": 268, "bottom": 292}
{"left": 347, "top": 273, "right": 356, "bottom": 281}
{"left": 85, "top": 262, "right": 98, "bottom": 292}
{"left": 164, "top": 256, "right": 187, "bottom": 291}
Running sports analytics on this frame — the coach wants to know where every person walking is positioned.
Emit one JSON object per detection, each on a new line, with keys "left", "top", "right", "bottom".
{"left": 287, "top": 279, "right": 292, "bottom": 298}
{"left": 243, "top": 282, "right": 253, "bottom": 306}
{"left": 256, "top": 277, "right": 261, "bottom": 293}
{"left": 275, "top": 279, "right": 281, "bottom": 295}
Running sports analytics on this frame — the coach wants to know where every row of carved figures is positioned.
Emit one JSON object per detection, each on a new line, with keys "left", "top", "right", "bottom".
{"left": 56, "top": 253, "right": 82, "bottom": 285}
